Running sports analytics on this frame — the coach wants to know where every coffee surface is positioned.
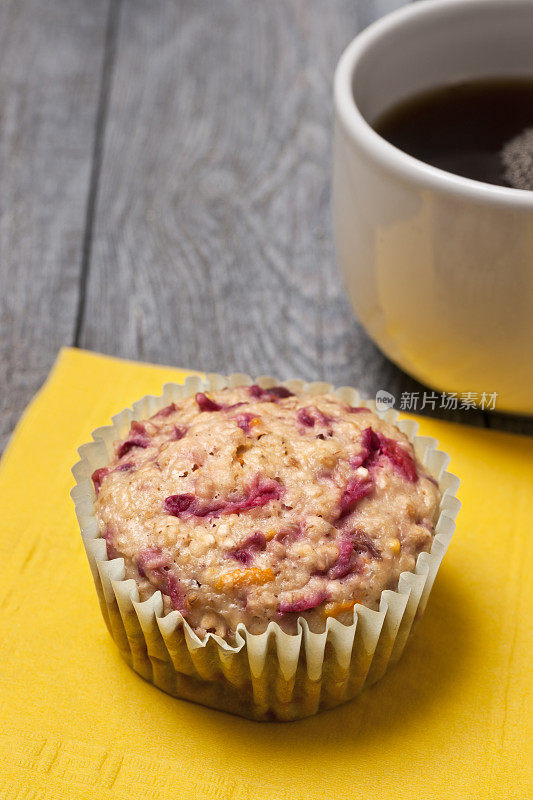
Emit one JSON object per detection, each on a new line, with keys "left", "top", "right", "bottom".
{"left": 373, "top": 78, "right": 533, "bottom": 190}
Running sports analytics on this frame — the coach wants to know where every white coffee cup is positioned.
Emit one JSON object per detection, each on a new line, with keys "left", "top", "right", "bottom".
{"left": 333, "top": 0, "right": 533, "bottom": 415}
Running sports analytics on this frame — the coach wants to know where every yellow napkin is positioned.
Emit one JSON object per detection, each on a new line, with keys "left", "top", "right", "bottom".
{"left": 1, "top": 347, "right": 531, "bottom": 800}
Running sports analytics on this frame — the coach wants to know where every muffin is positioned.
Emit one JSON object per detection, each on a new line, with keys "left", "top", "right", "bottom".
{"left": 72, "top": 374, "right": 459, "bottom": 721}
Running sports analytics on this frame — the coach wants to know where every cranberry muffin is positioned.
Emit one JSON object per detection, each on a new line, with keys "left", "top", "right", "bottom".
{"left": 93, "top": 384, "right": 441, "bottom": 641}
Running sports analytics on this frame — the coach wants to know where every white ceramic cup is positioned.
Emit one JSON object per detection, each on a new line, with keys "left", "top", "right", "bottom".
{"left": 333, "top": 0, "right": 533, "bottom": 415}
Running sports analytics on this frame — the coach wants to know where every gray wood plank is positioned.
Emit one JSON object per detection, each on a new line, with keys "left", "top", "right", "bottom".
{"left": 484, "top": 412, "right": 533, "bottom": 436}
{"left": 79, "top": 0, "right": 494, "bottom": 430}
{"left": 80, "top": 0, "right": 359, "bottom": 379}
{"left": 0, "top": 0, "right": 529, "bottom": 454}
{"left": 0, "top": 0, "right": 111, "bottom": 452}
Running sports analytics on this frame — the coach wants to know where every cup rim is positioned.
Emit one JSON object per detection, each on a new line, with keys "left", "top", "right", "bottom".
{"left": 334, "top": 0, "right": 533, "bottom": 209}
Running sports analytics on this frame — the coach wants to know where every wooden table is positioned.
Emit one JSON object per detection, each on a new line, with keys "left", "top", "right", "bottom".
{"left": 1, "top": 0, "right": 531, "bottom": 454}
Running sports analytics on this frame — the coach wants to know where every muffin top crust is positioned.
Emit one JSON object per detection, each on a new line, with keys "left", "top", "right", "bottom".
{"left": 93, "top": 384, "right": 441, "bottom": 639}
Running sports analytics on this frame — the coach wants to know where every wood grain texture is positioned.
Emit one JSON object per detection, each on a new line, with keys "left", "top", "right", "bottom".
{"left": 80, "top": 0, "right": 360, "bottom": 380}
{"left": 78, "top": 0, "right": 497, "bottom": 430}
{"left": 1, "top": 0, "right": 532, "bottom": 449}
{"left": 0, "top": 0, "right": 111, "bottom": 452}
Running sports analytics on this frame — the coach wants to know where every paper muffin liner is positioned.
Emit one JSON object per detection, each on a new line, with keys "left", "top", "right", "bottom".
{"left": 71, "top": 373, "right": 460, "bottom": 721}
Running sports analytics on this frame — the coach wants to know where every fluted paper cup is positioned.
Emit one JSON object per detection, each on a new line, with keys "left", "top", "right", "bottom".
{"left": 71, "top": 373, "right": 460, "bottom": 721}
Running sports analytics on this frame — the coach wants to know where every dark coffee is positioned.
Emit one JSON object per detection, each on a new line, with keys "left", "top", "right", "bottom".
{"left": 373, "top": 78, "right": 533, "bottom": 190}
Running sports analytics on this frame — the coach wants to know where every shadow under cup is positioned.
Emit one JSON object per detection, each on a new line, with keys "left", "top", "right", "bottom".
{"left": 333, "top": 0, "right": 533, "bottom": 416}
